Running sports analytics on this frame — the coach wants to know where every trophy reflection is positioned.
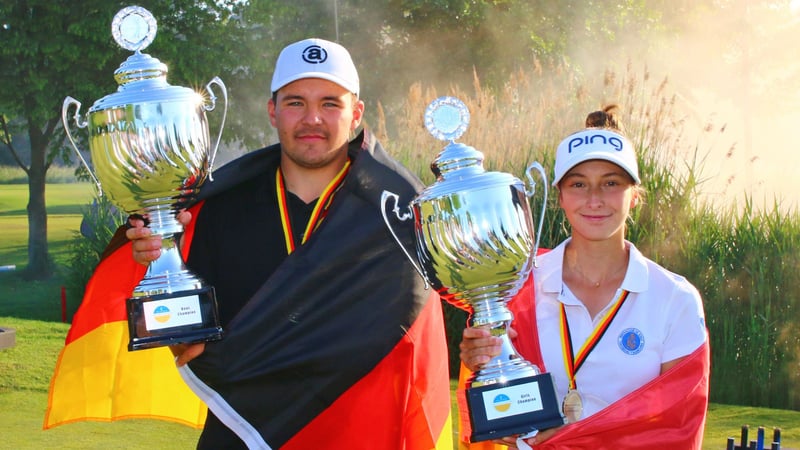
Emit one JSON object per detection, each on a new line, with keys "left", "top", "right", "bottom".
{"left": 381, "top": 97, "right": 565, "bottom": 441}
{"left": 62, "top": 6, "right": 226, "bottom": 351}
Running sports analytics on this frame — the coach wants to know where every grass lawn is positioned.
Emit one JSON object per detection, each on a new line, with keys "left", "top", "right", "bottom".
{"left": 1, "top": 183, "right": 799, "bottom": 448}
{"left": 704, "top": 403, "right": 797, "bottom": 448}
{"left": 0, "top": 183, "right": 91, "bottom": 269}
{"left": 1, "top": 183, "right": 202, "bottom": 448}
{"left": 1, "top": 315, "right": 798, "bottom": 450}
{"left": 0, "top": 317, "right": 202, "bottom": 449}
{"left": 0, "top": 183, "right": 94, "bottom": 322}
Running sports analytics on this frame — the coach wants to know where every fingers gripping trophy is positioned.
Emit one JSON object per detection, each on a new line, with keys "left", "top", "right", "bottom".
{"left": 62, "top": 6, "right": 226, "bottom": 351}
{"left": 381, "top": 97, "right": 566, "bottom": 442}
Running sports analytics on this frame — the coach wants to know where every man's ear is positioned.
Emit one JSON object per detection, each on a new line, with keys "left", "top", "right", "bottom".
{"left": 268, "top": 98, "right": 278, "bottom": 128}
{"left": 351, "top": 99, "right": 365, "bottom": 131}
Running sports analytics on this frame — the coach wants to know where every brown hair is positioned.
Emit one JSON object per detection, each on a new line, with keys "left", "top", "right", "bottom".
{"left": 585, "top": 104, "right": 623, "bottom": 132}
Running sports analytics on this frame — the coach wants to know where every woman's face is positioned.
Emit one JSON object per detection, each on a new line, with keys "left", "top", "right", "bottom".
{"left": 557, "top": 159, "right": 639, "bottom": 244}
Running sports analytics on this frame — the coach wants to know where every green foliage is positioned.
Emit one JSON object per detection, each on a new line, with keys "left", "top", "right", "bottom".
{"left": 64, "top": 195, "right": 125, "bottom": 308}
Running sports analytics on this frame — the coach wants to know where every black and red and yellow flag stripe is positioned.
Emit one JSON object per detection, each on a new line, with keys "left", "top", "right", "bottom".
{"left": 45, "top": 130, "right": 453, "bottom": 449}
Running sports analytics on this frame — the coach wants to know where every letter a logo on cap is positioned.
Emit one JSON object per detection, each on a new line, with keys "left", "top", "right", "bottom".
{"left": 302, "top": 45, "right": 327, "bottom": 64}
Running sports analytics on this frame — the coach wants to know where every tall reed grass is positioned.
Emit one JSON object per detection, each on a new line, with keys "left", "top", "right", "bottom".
{"left": 378, "top": 61, "right": 800, "bottom": 411}
{"left": 684, "top": 199, "right": 800, "bottom": 409}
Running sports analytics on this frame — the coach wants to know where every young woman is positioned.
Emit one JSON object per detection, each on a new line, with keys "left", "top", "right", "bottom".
{"left": 458, "top": 108, "right": 709, "bottom": 449}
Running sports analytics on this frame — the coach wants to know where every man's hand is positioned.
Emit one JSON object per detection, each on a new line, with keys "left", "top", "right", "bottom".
{"left": 126, "top": 210, "right": 192, "bottom": 265}
{"left": 170, "top": 342, "right": 206, "bottom": 367}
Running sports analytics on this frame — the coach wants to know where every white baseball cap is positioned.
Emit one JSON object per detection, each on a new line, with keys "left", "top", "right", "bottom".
{"left": 552, "top": 128, "right": 640, "bottom": 186}
{"left": 271, "top": 38, "right": 360, "bottom": 96}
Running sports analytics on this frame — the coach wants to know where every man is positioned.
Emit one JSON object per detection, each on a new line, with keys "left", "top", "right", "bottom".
{"left": 58, "top": 38, "right": 453, "bottom": 449}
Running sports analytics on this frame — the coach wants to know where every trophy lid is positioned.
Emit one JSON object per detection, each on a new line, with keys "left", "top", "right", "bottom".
{"left": 88, "top": 6, "right": 202, "bottom": 112}
{"left": 416, "top": 97, "right": 520, "bottom": 202}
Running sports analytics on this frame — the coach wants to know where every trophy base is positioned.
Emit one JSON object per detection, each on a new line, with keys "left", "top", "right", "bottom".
{"left": 127, "top": 286, "right": 223, "bottom": 351}
{"left": 466, "top": 372, "right": 565, "bottom": 442}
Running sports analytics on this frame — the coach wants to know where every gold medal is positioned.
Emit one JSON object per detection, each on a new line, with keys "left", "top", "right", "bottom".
{"left": 562, "top": 389, "right": 583, "bottom": 423}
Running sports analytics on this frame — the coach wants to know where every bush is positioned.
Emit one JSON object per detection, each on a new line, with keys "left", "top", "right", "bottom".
{"left": 64, "top": 195, "right": 124, "bottom": 307}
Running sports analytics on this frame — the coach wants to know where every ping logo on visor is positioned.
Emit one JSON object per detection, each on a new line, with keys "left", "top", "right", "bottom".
{"left": 567, "top": 133, "right": 625, "bottom": 153}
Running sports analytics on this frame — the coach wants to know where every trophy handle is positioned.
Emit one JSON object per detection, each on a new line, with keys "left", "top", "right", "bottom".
{"left": 525, "top": 161, "right": 548, "bottom": 267}
{"left": 203, "top": 76, "right": 228, "bottom": 181}
{"left": 61, "top": 97, "right": 102, "bottom": 195}
{"left": 380, "top": 190, "right": 430, "bottom": 289}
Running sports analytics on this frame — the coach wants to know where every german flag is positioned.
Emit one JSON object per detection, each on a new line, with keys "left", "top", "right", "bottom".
{"left": 457, "top": 280, "right": 710, "bottom": 450}
{"left": 44, "top": 130, "right": 453, "bottom": 449}
{"left": 43, "top": 214, "right": 206, "bottom": 429}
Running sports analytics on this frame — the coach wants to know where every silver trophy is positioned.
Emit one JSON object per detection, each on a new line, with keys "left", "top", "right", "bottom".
{"left": 62, "top": 6, "right": 226, "bottom": 351}
{"left": 381, "top": 97, "right": 565, "bottom": 441}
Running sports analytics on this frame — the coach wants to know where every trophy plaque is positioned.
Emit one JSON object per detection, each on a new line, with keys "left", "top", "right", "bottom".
{"left": 62, "top": 6, "right": 226, "bottom": 351}
{"left": 381, "top": 97, "right": 565, "bottom": 441}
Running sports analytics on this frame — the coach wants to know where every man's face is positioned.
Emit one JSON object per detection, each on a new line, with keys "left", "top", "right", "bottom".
{"left": 268, "top": 78, "right": 364, "bottom": 170}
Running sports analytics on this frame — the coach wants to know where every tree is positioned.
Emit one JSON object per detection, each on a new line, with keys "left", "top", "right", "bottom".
{"left": 0, "top": 0, "right": 683, "bottom": 280}
{"left": 0, "top": 0, "right": 242, "bottom": 279}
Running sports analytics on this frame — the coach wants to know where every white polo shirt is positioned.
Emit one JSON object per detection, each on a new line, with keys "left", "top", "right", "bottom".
{"left": 532, "top": 239, "right": 707, "bottom": 418}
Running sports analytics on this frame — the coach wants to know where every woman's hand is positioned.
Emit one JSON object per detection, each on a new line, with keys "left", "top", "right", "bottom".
{"left": 488, "top": 426, "right": 562, "bottom": 449}
{"left": 492, "top": 435, "right": 522, "bottom": 448}
{"left": 519, "top": 427, "right": 561, "bottom": 447}
{"left": 459, "top": 325, "right": 518, "bottom": 372}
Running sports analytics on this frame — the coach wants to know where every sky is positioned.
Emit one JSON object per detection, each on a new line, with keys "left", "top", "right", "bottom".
{"left": 635, "top": 1, "right": 800, "bottom": 212}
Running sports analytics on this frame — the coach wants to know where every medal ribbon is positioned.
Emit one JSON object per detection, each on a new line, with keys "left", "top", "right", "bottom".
{"left": 559, "top": 289, "right": 630, "bottom": 390}
{"left": 276, "top": 159, "right": 351, "bottom": 254}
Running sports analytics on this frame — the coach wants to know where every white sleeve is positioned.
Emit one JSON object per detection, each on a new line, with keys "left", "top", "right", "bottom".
{"left": 661, "top": 278, "right": 707, "bottom": 363}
